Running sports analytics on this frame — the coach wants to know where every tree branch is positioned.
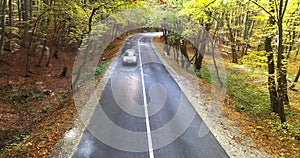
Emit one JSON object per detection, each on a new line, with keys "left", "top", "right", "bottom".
{"left": 250, "top": 0, "right": 277, "bottom": 23}
{"left": 273, "top": 0, "right": 279, "bottom": 21}
{"left": 281, "top": 0, "right": 289, "bottom": 19}
{"left": 204, "top": 0, "right": 217, "bottom": 8}
{"left": 278, "top": 0, "right": 283, "bottom": 20}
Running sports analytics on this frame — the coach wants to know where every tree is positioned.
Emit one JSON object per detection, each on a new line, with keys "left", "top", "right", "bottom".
{"left": 263, "top": 1, "right": 279, "bottom": 116}
{"left": 290, "top": 67, "right": 300, "bottom": 89}
{"left": 251, "top": 0, "right": 290, "bottom": 123}
{"left": 180, "top": 0, "right": 219, "bottom": 70}
{"left": 0, "top": 0, "right": 6, "bottom": 62}
{"left": 3, "top": 0, "right": 13, "bottom": 51}
{"left": 241, "top": 1, "right": 255, "bottom": 57}
{"left": 21, "top": 0, "right": 29, "bottom": 47}
{"left": 225, "top": 11, "right": 238, "bottom": 63}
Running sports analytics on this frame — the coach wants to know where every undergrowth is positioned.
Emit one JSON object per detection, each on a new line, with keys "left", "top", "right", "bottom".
{"left": 78, "top": 61, "right": 107, "bottom": 87}
{"left": 196, "top": 64, "right": 270, "bottom": 116}
{"left": 197, "top": 63, "right": 300, "bottom": 157}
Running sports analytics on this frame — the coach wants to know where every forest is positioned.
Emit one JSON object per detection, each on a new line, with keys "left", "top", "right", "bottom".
{"left": 0, "top": 0, "right": 299, "bottom": 157}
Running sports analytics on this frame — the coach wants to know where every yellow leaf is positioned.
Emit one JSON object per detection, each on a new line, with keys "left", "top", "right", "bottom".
{"left": 26, "top": 142, "right": 33, "bottom": 146}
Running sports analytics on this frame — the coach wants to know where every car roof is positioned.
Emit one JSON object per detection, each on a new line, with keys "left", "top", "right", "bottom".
{"left": 126, "top": 49, "right": 135, "bottom": 53}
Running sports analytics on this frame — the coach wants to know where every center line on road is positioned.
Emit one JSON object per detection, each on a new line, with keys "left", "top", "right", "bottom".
{"left": 138, "top": 36, "right": 155, "bottom": 158}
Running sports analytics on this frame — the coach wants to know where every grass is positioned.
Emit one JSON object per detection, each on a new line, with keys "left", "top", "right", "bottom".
{"left": 78, "top": 61, "right": 107, "bottom": 87}
{"left": 197, "top": 63, "right": 270, "bottom": 116}
{"left": 93, "top": 61, "right": 107, "bottom": 76}
{"left": 224, "top": 64, "right": 270, "bottom": 116}
{"left": 195, "top": 65, "right": 211, "bottom": 84}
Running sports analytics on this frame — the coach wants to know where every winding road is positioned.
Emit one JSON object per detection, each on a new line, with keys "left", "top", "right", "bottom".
{"left": 72, "top": 33, "right": 229, "bottom": 158}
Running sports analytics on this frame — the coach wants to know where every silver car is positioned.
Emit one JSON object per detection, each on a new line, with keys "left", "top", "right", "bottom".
{"left": 122, "top": 49, "right": 138, "bottom": 66}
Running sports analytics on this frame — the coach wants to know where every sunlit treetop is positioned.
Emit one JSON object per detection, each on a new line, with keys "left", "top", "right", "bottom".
{"left": 179, "top": 0, "right": 222, "bottom": 23}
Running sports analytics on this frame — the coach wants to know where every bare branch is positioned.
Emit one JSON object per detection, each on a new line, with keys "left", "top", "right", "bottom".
{"left": 272, "top": 0, "right": 278, "bottom": 20}
{"left": 204, "top": 0, "right": 217, "bottom": 8}
{"left": 250, "top": 0, "right": 277, "bottom": 23}
{"left": 278, "top": 0, "right": 283, "bottom": 20}
{"left": 281, "top": 0, "right": 289, "bottom": 19}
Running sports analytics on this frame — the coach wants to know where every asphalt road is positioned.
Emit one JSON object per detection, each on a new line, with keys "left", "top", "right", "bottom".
{"left": 72, "top": 33, "right": 229, "bottom": 158}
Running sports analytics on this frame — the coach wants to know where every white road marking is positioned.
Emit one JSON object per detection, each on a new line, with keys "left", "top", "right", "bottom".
{"left": 138, "top": 36, "right": 155, "bottom": 158}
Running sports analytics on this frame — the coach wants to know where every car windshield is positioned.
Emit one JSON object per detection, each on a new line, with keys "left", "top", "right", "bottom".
{"left": 125, "top": 49, "right": 135, "bottom": 56}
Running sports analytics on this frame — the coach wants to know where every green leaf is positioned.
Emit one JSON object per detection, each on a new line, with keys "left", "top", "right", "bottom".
{"left": 92, "top": 2, "right": 101, "bottom": 9}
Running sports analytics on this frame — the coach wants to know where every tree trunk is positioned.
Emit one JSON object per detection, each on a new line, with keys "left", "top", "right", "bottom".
{"left": 242, "top": 20, "right": 254, "bottom": 57}
{"left": 263, "top": 2, "right": 282, "bottom": 115}
{"left": 212, "top": 41, "right": 224, "bottom": 87}
{"left": 88, "top": 8, "right": 99, "bottom": 33}
{"left": 29, "top": 0, "right": 33, "bottom": 20}
{"left": 54, "top": 21, "right": 67, "bottom": 59}
{"left": 72, "top": 38, "right": 93, "bottom": 91}
{"left": 180, "top": 39, "right": 188, "bottom": 60}
{"left": 290, "top": 67, "right": 300, "bottom": 89}
{"left": 195, "top": 42, "right": 206, "bottom": 70}
{"left": 265, "top": 36, "right": 278, "bottom": 113}
{"left": 0, "top": 0, "right": 6, "bottom": 62}
{"left": 181, "top": 53, "right": 185, "bottom": 68}
{"left": 36, "top": 17, "right": 50, "bottom": 67}
{"left": 60, "top": 67, "right": 67, "bottom": 77}
{"left": 48, "top": 12, "right": 59, "bottom": 64}
{"left": 46, "top": 49, "right": 53, "bottom": 67}
{"left": 164, "top": 34, "right": 170, "bottom": 56}
{"left": 195, "top": 30, "right": 208, "bottom": 70}
{"left": 175, "top": 38, "right": 180, "bottom": 64}
{"left": 226, "top": 14, "right": 238, "bottom": 63}
{"left": 25, "top": 9, "right": 49, "bottom": 76}
{"left": 21, "top": 0, "right": 29, "bottom": 47}
{"left": 176, "top": 45, "right": 179, "bottom": 64}
{"left": 287, "top": 25, "right": 296, "bottom": 59}
{"left": 231, "top": 43, "right": 237, "bottom": 63}
{"left": 180, "top": 39, "right": 188, "bottom": 68}
{"left": 3, "top": 0, "right": 12, "bottom": 51}
{"left": 17, "top": 0, "right": 22, "bottom": 22}
{"left": 36, "top": 39, "right": 47, "bottom": 67}
{"left": 276, "top": 17, "right": 287, "bottom": 123}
